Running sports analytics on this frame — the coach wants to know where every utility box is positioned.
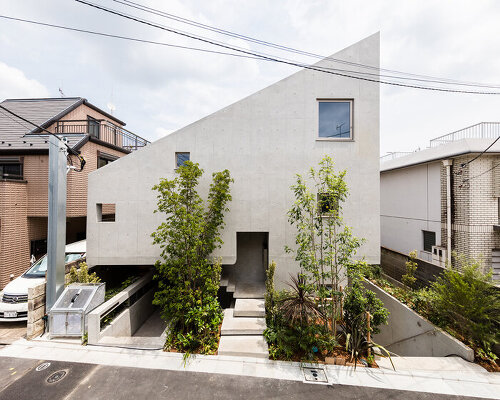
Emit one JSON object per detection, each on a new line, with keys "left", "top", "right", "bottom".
{"left": 48, "top": 283, "right": 105, "bottom": 338}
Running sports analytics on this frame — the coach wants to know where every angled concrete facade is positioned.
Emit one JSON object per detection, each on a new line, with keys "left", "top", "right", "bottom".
{"left": 86, "top": 33, "right": 381, "bottom": 287}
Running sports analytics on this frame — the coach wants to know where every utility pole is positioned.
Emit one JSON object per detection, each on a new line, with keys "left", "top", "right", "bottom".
{"left": 46, "top": 135, "right": 68, "bottom": 311}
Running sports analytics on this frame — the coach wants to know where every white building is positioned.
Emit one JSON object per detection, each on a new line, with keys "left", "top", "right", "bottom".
{"left": 86, "top": 34, "right": 381, "bottom": 289}
{"left": 381, "top": 122, "right": 500, "bottom": 279}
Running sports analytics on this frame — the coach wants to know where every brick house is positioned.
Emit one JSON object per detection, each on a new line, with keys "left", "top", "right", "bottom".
{"left": 380, "top": 122, "right": 500, "bottom": 280}
{"left": 0, "top": 97, "right": 149, "bottom": 289}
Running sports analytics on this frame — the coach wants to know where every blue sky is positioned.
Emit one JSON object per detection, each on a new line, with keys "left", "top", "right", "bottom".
{"left": 1, "top": 0, "right": 500, "bottom": 155}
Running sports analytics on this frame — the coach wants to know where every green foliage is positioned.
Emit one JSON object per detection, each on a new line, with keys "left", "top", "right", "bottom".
{"left": 152, "top": 161, "right": 232, "bottom": 354}
{"left": 67, "top": 262, "right": 101, "bottom": 285}
{"left": 285, "top": 155, "right": 363, "bottom": 333}
{"left": 279, "top": 273, "right": 323, "bottom": 325}
{"left": 104, "top": 276, "right": 139, "bottom": 301}
{"left": 402, "top": 250, "right": 418, "bottom": 288}
{"left": 265, "top": 260, "right": 276, "bottom": 319}
{"left": 428, "top": 254, "right": 500, "bottom": 358}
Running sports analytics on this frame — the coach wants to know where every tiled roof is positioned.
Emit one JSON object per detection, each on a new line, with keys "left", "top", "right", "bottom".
{"left": 0, "top": 98, "right": 86, "bottom": 151}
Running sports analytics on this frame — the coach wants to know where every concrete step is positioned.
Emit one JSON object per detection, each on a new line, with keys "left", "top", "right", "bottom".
{"left": 233, "top": 298, "right": 265, "bottom": 317}
{"left": 233, "top": 282, "right": 265, "bottom": 299}
{"left": 221, "top": 309, "right": 266, "bottom": 335}
{"left": 226, "top": 279, "right": 236, "bottom": 293}
{"left": 218, "top": 335, "right": 269, "bottom": 359}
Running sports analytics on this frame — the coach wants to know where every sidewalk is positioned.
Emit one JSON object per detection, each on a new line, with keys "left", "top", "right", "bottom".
{"left": 0, "top": 338, "right": 499, "bottom": 399}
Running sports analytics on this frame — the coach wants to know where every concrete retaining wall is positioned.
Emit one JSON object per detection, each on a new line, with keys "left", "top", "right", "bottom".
{"left": 364, "top": 279, "right": 474, "bottom": 361}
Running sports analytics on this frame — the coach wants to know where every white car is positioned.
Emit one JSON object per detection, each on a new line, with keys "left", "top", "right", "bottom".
{"left": 0, "top": 240, "right": 86, "bottom": 322}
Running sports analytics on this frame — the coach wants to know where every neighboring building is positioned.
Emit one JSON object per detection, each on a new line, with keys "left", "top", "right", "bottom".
{"left": 381, "top": 122, "right": 500, "bottom": 279}
{"left": 0, "top": 97, "right": 149, "bottom": 289}
{"left": 87, "top": 34, "right": 381, "bottom": 289}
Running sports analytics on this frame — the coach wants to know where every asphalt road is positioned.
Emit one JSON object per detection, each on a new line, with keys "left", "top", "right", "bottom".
{"left": 0, "top": 356, "right": 481, "bottom": 400}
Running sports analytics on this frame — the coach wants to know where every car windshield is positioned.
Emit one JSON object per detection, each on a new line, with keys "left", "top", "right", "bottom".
{"left": 24, "top": 253, "right": 85, "bottom": 278}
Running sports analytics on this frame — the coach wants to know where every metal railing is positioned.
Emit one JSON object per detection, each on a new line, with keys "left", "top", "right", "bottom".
{"left": 53, "top": 120, "right": 149, "bottom": 151}
{"left": 429, "top": 122, "right": 500, "bottom": 148}
{"left": 380, "top": 152, "right": 414, "bottom": 163}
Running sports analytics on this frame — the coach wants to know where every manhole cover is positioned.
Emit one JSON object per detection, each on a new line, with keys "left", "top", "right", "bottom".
{"left": 302, "top": 367, "right": 328, "bottom": 383}
{"left": 36, "top": 362, "right": 51, "bottom": 372}
{"left": 47, "top": 370, "right": 67, "bottom": 383}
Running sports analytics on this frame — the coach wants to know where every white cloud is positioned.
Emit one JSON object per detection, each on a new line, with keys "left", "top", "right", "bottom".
{"left": 0, "top": 62, "right": 49, "bottom": 100}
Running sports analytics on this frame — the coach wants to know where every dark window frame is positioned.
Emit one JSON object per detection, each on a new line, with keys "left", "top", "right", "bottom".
{"left": 97, "top": 151, "right": 119, "bottom": 169}
{"left": 317, "top": 193, "right": 339, "bottom": 216}
{"left": 0, "top": 157, "right": 24, "bottom": 180}
{"left": 87, "top": 115, "right": 100, "bottom": 139}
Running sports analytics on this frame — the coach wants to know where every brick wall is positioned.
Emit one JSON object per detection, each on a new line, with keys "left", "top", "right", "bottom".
{"left": 440, "top": 155, "right": 500, "bottom": 271}
{"left": 0, "top": 180, "right": 29, "bottom": 289}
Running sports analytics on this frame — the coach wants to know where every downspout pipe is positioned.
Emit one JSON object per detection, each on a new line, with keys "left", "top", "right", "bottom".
{"left": 442, "top": 159, "right": 453, "bottom": 266}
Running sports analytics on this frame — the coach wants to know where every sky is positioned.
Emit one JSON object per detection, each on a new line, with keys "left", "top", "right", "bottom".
{"left": 1, "top": 0, "right": 499, "bottom": 155}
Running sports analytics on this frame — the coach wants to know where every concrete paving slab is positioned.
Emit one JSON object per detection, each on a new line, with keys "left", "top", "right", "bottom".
{"left": 233, "top": 298, "right": 265, "bottom": 317}
{"left": 377, "top": 356, "right": 488, "bottom": 372}
{"left": 218, "top": 335, "right": 268, "bottom": 358}
{"left": 0, "top": 322, "right": 26, "bottom": 345}
{"left": 233, "top": 282, "right": 265, "bottom": 299}
{"left": 221, "top": 309, "right": 266, "bottom": 335}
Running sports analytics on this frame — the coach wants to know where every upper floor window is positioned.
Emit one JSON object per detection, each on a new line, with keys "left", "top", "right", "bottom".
{"left": 176, "top": 152, "right": 190, "bottom": 168}
{"left": 423, "top": 230, "right": 436, "bottom": 252}
{"left": 97, "top": 151, "right": 119, "bottom": 169}
{"left": 318, "top": 193, "right": 338, "bottom": 215}
{"left": 318, "top": 100, "right": 352, "bottom": 140}
{"left": 0, "top": 157, "right": 23, "bottom": 180}
{"left": 88, "top": 116, "right": 100, "bottom": 138}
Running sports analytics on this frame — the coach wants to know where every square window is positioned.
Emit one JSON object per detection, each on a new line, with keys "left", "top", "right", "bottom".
{"left": 423, "top": 230, "right": 436, "bottom": 252}
{"left": 96, "top": 203, "right": 116, "bottom": 222}
{"left": 318, "top": 100, "right": 352, "bottom": 139}
{"left": 176, "top": 152, "right": 190, "bottom": 168}
{"left": 318, "top": 193, "right": 338, "bottom": 215}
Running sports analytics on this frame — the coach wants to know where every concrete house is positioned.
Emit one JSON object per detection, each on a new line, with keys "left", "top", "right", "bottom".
{"left": 0, "top": 97, "right": 149, "bottom": 289}
{"left": 381, "top": 122, "right": 500, "bottom": 280}
{"left": 87, "top": 34, "right": 381, "bottom": 290}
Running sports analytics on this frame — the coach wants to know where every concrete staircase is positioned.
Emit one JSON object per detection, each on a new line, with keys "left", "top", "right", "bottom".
{"left": 218, "top": 283, "right": 268, "bottom": 359}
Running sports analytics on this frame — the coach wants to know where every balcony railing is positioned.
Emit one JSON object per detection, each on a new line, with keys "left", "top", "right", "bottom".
{"left": 380, "top": 151, "right": 414, "bottom": 163}
{"left": 429, "top": 122, "right": 500, "bottom": 148}
{"left": 52, "top": 120, "right": 149, "bottom": 151}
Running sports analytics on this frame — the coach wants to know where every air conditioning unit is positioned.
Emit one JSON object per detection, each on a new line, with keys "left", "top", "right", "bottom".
{"left": 431, "top": 246, "right": 447, "bottom": 267}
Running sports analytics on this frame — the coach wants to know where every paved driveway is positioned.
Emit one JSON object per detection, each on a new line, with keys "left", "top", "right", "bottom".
{"left": 0, "top": 322, "right": 26, "bottom": 345}
{"left": 0, "top": 357, "right": 481, "bottom": 400}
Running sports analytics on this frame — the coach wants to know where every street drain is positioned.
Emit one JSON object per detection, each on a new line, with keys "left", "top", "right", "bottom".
{"left": 36, "top": 362, "right": 51, "bottom": 372}
{"left": 302, "top": 367, "right": 328, "bottom": 383}
{"left": 47, "top": 370, "right": 67, "bottom": 384}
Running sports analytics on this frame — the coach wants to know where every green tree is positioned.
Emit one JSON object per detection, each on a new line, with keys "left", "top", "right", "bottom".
{"left": 285, "top": 155, "right": 363, "bottom": 333}
{"left": 152, "top": 161, "right": 233, "bottom": 354}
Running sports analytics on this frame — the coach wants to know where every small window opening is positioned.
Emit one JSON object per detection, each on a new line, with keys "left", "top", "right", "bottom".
{"left": 318, "top": 193, "right": 338, "bottom": 215}
{"left": 176, "top": 152, "right": 190, "bottom": 168}
{"left": 96, "top": 203, "right": 116, "bottom": 222}
{"left": 423, "top": 230, "right": 436, "bottom": 252}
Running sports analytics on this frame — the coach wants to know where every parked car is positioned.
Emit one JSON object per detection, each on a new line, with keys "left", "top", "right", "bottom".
{"left": 0, "top": 240, "right": 86, "bottom": 322}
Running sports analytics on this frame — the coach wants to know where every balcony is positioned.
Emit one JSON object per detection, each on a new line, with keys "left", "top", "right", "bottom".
{"left": 52, "top": 119, "right": 149, "bottom": 152}
{"left": 429, "top": 122, "right": 500, "bottom": 148}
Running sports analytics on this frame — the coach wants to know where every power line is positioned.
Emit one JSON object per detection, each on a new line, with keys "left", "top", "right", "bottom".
{"left": 0, "top": 105, "right": 86, "bottom": 171}
{"left": 0, "top": 15, "right": 265, "bottom": 62}
{"left": 112, "top": 0, "right": 500, "bottom": 90}
{"left": 74, "top": 0, "right": 500, "bottom": 95}
{"left": 459, "top": 136, "right": 500, "bottom": 169}
{"left": 461, "top": 160, "right": 500, "bottom": 185}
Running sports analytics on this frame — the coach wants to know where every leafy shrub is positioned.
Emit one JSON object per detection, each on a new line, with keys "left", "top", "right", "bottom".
{"left": 402, "top": 250, "right": 418, "bottom": 288}
{"left": 265, "top": 260, "right": 276, "bottom": 321}
{"left": 427, "top": 255, "right": 500, "bottom": 358}
{"left": 152, "top": 161, "right": 232, "bottom": 354}
{"left": 67, "top": 262, "right": 101, "bottom": 285}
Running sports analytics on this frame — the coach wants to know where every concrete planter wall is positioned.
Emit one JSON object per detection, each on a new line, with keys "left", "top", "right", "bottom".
{"left": 363, "top": 279, "right": 474, "bottom": 361}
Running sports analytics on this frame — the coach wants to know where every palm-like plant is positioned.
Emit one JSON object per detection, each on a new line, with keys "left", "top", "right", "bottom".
{"left": 279, "top": 273, "right": 323, "bottom": 325}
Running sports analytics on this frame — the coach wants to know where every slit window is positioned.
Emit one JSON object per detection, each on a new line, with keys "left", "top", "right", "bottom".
{"left": 96, "top": 203, "right": 116, "bottom": 222}
{"left": 318, "top": 100, "right": 352, "bottom": 139}
{"left": 318, "top": 193, "right": 338, "bottom": 215}
{"left": 176, "top": 152, "right": 190, "bottom": 168}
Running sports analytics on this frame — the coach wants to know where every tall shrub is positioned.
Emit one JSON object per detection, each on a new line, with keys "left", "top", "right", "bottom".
{"left": 152, "top": 161, "right": 232, "bottom": 354}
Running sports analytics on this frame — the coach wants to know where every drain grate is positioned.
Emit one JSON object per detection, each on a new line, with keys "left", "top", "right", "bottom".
{"left": 36, "top": 362, "right": 51, "bottom": 372}
{"left": 47, "top": 370, "right": 67, "bottom": 384}
{"left": 302, "top": 367, "right": 328, "bottom": 383}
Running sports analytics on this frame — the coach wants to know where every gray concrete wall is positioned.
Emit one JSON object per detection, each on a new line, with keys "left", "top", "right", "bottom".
{"left": 381, "top": 161, "right": 441, "bottom": 262}
{"left": 87, "top": 34, "right": 381, "bottom": 289}
{"left": 364, "top": 280, "right": 474, "bottom": 361}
